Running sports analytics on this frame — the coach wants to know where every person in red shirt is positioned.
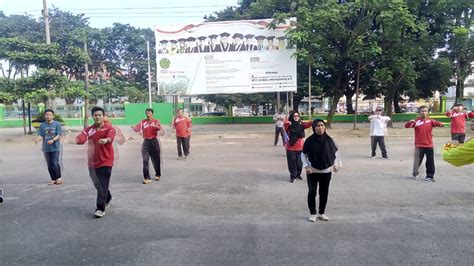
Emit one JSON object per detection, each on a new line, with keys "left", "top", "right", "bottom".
{"left": 284, "top": 111, "right": 312, "bottom": 183}
{"left": 405, "top": 106, "right": 444, "bottom": 182}
{"left": 172, "top": 109, "right": 192, "bottom": 160}
{"left": 184, "top": 111, "right": 192, "bottom": 153}
{"left": 131, "top": 108, "right": 162, "bottom": 184}
{"left": 75, "top": 107, "right": 116, "bottom": 218}
{"left": 445, "top": 103, "right": 474, "bottom": 144}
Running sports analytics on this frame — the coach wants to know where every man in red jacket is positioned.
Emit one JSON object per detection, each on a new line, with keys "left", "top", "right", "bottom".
{"left": 132, "top": 108, "right": 162, "bottom": 184}
{"left": 405, "top": 106, "right": 444, "bottom": 182}
{"left": 173, "top": 109, "right": 192, "bottom": 160}
{"left": 445, "top": 103, "right": 474, "bottom": 144}
{"left": 76, "top": 107, "right": 116, "bottom": 218}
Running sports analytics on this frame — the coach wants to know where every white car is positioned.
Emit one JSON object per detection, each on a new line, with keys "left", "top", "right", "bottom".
{"left": 233, "top": 108, "right": 253, "bottom": 116}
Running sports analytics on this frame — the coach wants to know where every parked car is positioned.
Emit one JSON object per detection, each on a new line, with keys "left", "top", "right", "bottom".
{"left": 200, "top": 111, "right": 227, "bottom": 117}
{"left": 233, "top": 108, "right": 252, "bottom": 116}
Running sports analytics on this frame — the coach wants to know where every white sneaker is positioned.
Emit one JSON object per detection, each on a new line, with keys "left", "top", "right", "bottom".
{"left": 317, "top": 214, "right": 330, "bottom": 221}
{"left": 413, "top": 174, "right": 419, "bottom": 180}
{"left": 308, "top": 215, "right": 317, "bottom": 222}
{"left": 370, "top": 156, "right": 376, "bottom": 159}
{"left": 94, "top": 210, "right": 105, "bottom": 218}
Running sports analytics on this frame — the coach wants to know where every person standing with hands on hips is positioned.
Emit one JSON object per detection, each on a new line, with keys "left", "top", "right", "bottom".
{"left": 75, "top": 107, "right": 116, "bottom": 218}
{"left": 132, "top": 108, "right": 162, "bottom": 184}
{"left": 302, "top": 119, "right": 341, "bottom": 222}
{"left": 35, "top": 109, "right": 63, "bottom": 185}
{"left": 368, "top": 107, "right": 391, "bottom": 159}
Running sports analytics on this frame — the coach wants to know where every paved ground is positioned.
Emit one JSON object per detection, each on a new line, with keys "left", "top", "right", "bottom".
{"left": 0, "top": 123, "right": 473, "bottom": 265}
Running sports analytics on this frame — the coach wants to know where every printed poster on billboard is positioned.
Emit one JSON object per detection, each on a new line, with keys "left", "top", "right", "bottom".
{"left": 155, "top": 18, "right": 297, "bottom": 95}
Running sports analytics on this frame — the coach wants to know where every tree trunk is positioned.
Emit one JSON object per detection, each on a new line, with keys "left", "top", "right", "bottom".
{"left": 385, "top": 87, "right": 396, "bottom": 128}
{"left": 455, "top": 58, "right": 463, "bottom": 103}
{"left": 326, "top": 94, "right": 342, "bottom": 129}
{"left": 344, "top": 89, "right": 355, "bottom": 114}
{"left": 394, "top": 95, "right": 401, "bottom": 113}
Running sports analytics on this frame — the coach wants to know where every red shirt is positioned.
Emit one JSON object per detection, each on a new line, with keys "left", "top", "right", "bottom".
{"left": 76, "top": 124, "right": 116, "bottom": 168}
{"left": 445, "top": 111, "right": 474, "bottom": 134}
{"left": 284, "top": 121, "right": 312, "bottom": 151}
{"left": 132, "top": 119, "right": 161, "bottom": 139}
{"left": 173, "top": 116, "right": 191, "bottom": 138}
{"left": 405, "top": 118, "right": 444, "bottom": 148}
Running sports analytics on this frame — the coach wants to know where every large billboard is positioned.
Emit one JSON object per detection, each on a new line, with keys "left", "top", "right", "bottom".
{"left": 154, "top": 19, "right": 297, "bottom": 95}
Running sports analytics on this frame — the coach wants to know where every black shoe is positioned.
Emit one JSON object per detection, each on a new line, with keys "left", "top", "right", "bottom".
{"left": 296, "top": 176, "right": 303, "bottom": 180}
{"left": 0, "top": 188, "right": 3, "bottom": 203}
{"left": 289, "top": 179, "right": 295, "bottom": 183}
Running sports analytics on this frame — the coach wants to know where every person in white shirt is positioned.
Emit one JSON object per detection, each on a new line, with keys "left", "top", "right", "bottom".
{"left": 302, "top": 119, "right": 342, "bottom": 222}
{"left": 368, "top": 107, "right": 391, "bottom": 159}
{"left": 273, "top": 110, "right": 287, "bottom": 146}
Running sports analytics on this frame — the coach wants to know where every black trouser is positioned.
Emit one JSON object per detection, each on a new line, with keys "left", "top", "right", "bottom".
{"left": 451, "top": 133, "right": 465, "bottom": 144}
{"left": 176, "top": 136, "right": 189, "bottom": 157}
{"left": 43, "top": 151, "right": 61, "bottom": 181}
{"left": 286, "top": 150, "right": 302, "bottom": 180}
{"left": 185, "top": 136, "right": 191, "bottom": 153}
{"left": 88, "top": 167, "right": 112, "bottom": 212}
{"left": 307, "top": 172, "right": 332, "bottom": 215}
{"left": 413, "top": 147, "right": 435, "bottom": 178}
{"left": 142, "top": 139, "right": 161, "bottom": 179}
{"left": 274, "top": 126, "right": 286, "bottom": 146}
{"left": 371, "top": 136, "right": 388, "bottom": 157}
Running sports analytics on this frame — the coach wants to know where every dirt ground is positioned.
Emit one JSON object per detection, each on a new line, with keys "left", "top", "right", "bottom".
{"left": 0, "top": 122, "right": 473, "bottom": 265}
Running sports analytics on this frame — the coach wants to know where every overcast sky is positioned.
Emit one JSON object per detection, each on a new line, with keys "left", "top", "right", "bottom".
{"left": 0, "top": 0, "right": 238, "bottom": 29}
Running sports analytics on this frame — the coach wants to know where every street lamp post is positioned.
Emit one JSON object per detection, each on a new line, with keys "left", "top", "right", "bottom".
{"left": 141, "top": 36, "right": 152, "bottom": 108}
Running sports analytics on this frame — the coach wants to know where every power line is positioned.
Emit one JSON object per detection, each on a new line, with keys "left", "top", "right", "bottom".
{"left": 9, "top": 4, "right": 234, "bottom": 14}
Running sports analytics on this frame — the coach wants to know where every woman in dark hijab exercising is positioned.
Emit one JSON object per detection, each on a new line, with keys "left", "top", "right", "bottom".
{"left": 302, "top": 119, "right": 342, "bottom": 222}
{"left": 284, "top": 111, "right": 312, "bottom": 183}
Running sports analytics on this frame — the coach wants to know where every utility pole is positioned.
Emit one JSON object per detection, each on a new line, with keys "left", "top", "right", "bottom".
{"left": 276, "top": 92, "right": 280, "bottom": 113}
{"left": 353, "top": 61, "right": 361, "bottom": 130}
{"left": 308, "top": 62, "right": 312, "bottom": 121}
{"left": 83, "top": 40, "right": 90, "bottom": 128}
{"left": 146, "top": 40, "right": 152, "bottom": 108}
{"left": 42, "top": 0, "right": 51, "bottom": 44}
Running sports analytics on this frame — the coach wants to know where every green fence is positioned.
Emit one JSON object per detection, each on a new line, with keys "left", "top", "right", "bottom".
{"left": 0, "top": 100, "right": 453, "bottom": 128}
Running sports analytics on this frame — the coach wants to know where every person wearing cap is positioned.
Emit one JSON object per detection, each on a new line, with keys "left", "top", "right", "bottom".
{"left": 230, "top": 33, "right": 245, "bottom": 52}
{"left": 195, "top": 36, "right": 210, "bottom": 53}
{"left": 169, "top": 40, "right": 178, "bottom": 55}
{"left": 185, "top": 37, "right": 197, "bottom": 53}
{"left": 208, "top": 34, "right": 221, "bottom": 52}
{"left": 244, "top": 34, "right": 257, "bottom": 51}
{"left": 368, "top": 107, "right": 391, "bottom": 159}
{"left": 219, "top": 32, "right": 231, "bottom": 52}
{"left": 178, "top": 38, "right": 187, "bottom": 54}
{"left": 445, "top": 103, "right": 474, "bottom": 144}
{"left": 276, "top": 36, "right": 287, "bottom": 50}
{"left": 267, "top": 36, "right": 277, "bottom": 51}
{"left": 158, "top": 40, "right": 168, "bottom": 54}
{"left": 255, "top": 35, "right": 266, "bottom": 51}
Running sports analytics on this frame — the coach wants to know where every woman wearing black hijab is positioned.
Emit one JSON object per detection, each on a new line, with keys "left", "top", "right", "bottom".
{"left": 302, "top": 119, "right": 341, "bottom": 222}
{"left": 284, "top": 111, "right": 312, "bottom": 183}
